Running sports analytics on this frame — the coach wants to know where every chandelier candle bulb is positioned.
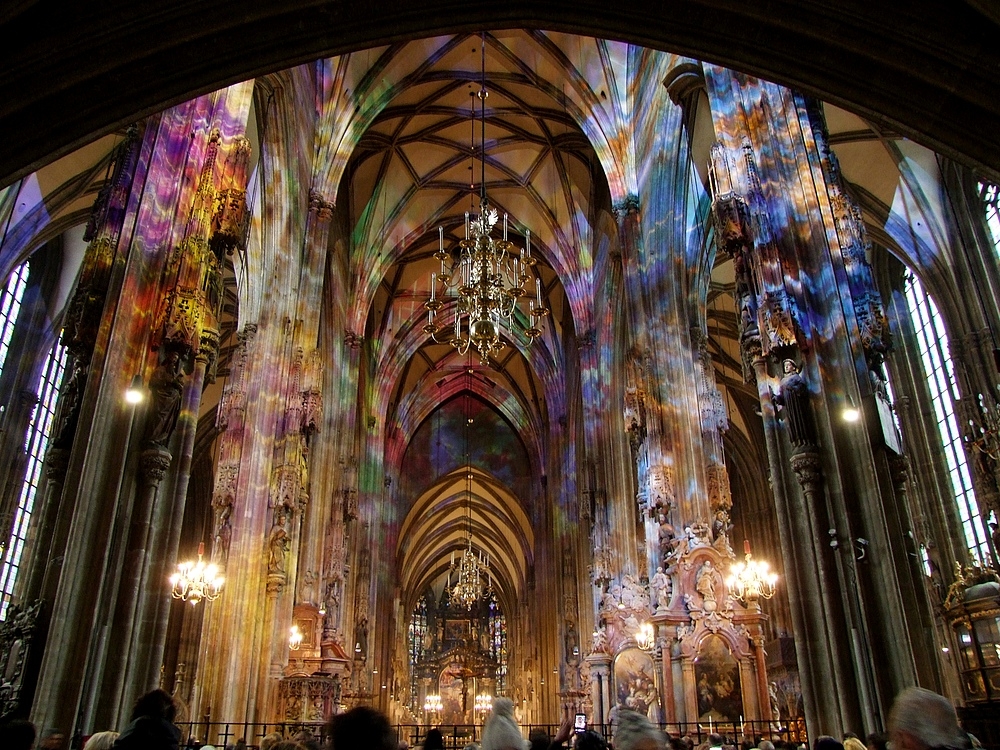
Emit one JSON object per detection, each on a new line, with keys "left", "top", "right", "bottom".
{"left": 503, "top": 213, "right": 507, "bottom": 240}
{"left": 526, "top": 228, "right": 531, "bottom": 257}
{"left": 430, "top": 273, "right": 436, "bottom": 301}
{"left": 439, "top": 225, "right": 444, "bottom": 253}
{"left": 465, "top": 212, "right": 470, "bottom": 239}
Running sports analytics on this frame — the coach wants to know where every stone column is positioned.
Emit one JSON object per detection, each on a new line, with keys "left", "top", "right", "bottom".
{"left": 18, "top": 448, "right": 69, "bottom": 603}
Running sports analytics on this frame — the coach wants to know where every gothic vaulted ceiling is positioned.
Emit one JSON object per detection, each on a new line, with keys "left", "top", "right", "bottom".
{"left": 1, "top": 1, "right": 999, "bottom": 186}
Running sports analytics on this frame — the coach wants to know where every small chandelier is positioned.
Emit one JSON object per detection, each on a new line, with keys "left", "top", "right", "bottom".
{"left": 726, "top": 540, "right": 778, "bottom": 604}
{"left": 636, "top": 622, "right": 655, "bottom": 651}
{"left": 289, "top": 623, "right": 303, "bottom": 651}
{"left": 424, "top": 694, "right": 443, "bottom": 714}
{"left": 169, "top": 542, "right": 223, "bottom": 605}
{"left": 475, "top": 693, "right": 493, "bottom": 715}
{"left": 424, "top": 33, "right": 547, "bottom": 366}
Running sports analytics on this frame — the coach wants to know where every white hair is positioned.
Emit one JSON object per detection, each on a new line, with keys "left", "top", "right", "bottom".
{"left": 889, "top": 688, "right": 968, "bottom": 750}
{"left": 83, "top": 732, "right": 120, "bottom": 750}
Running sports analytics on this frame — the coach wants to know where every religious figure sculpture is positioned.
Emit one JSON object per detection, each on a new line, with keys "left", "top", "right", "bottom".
{"left": 591, "top": 624, "right": 610, "bottom": 654}
{"left": 214, "top": 501, "right": 232, "bottom": 562}
{"left": 146, "top": 348, "right": 186, "bottom": 448}
{"left": 650, "top": 566, "right": 671, "bottom": 612}
{"left": 355, "top": 616, "right": 368, "bottom": 658}
{"left": 696, "top": 560, "right": 717, "bottom": 612}
{"left": 564, "top": 620, "right": 580, "bottom": 665}
{"left": 267, "top": 510, "right": 290, "bottom": 576}
{"left": 712, "top": 510, "right": 734, "bottom": 557}
{"left": 775, "top": 358, "right": 815, "bottom": 449}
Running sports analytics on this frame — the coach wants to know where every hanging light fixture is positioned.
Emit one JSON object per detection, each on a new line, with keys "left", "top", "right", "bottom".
{"left": 726, "top": 540, "right": 779, "bottom": 604}
{"left": 449, "top": 391, "right": 490, "bottom": 608}
{"left": 169, "top": 542, "right": 224, "bottom": 605}
{"left": 636, "top": 622, "right": 656, "bottom": 651}
{"left": 289, "top": 623, "right": 304, "bottom": 651}
{"left": 424, "top": 32, "right": 548, "bottom": 366}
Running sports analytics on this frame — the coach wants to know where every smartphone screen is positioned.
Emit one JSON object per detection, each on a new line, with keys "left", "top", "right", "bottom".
{"left": 574, "top": 713, "right": 586, "bottom": 732}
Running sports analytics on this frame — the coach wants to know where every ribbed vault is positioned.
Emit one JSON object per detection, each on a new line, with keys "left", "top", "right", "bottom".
{"left": 397, "top": 466, "right": 534, "bottom": 618}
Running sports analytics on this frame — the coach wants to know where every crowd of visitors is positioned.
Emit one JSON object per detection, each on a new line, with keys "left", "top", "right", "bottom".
{"left": 0, "top": 685, "right": 982, "bottom": 750}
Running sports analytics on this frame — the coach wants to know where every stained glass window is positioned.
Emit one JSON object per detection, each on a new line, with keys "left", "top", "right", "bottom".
{"left": 903, "top": 273, "right": 991, "bottom": 565}
{"left": 980, "top": 181, "right": 1000, "bottom": 253}
{"left": 408, "top": 596, "right": 428, "bottom": 707}
{"left": 0, "top": 262, "right": 29, "bottom": 377}
{"left": 0, "top": 337, "right": 67, "bottom": 619}
{"left": 487, "top": 592, "right": 507, "bottom": 693}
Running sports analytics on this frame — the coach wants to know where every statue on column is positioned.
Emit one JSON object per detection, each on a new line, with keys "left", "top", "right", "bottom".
{"left": 267, "top": 507, "right": 290, "bottom": 576}
{"left": 650, "top": 566, "right": 671, "bottom": 612}
{"left": 696, "top": 561, "right": 718, "bottom": 612}
{"left": 565, "top": 621, "right": 580, "bottom": 665}
{"left": 146, "top": 348, "right": 187, "bottom": 448}
{"left": 775, "top": 358, "right": 816, "bottom": 449}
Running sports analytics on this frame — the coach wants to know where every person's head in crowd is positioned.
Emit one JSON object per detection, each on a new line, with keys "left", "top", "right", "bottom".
{"left": 40, "top": 729, "right": 66, "bottom": 749}
{"left": 576, "top": 729, "right": 609, "bottom": 750}
{"left": 424, "top": 728, "right": 446, "bottom": 750}
{"left": 131, "top": 688, "right": 177, "bottom": 723}
{"left": 708, "top": 735, "right": 725, "bottom": 749}
{"left": 328, "top": 706, "right": 397, "bottom": 750}
{"left": 814, "top": 735, "right": 845, "bottom": 750}
{"left": 6, "top": 719, "right": 36, "bottom": 750}
{"left": 844, "top": 736, "right": 867, "bottom": 750}
{"left": 481, "top": 697, "right": 524, "bottom": 750}
{"left": 83, "top": 732, "right": 121, "bottom": 750}
{"left": 759, "top": 741, "right": 775, "bottom": 750}
{"left": 889, "top": 687, "right": 970, "bottom": 750}
{"left": 260, "top": 732, "right": 283, "bottom": 750}
{"left": 613, "top": 710, "right": 665, "bottom": 750}
{"left": 529, "top": 727, "right": 551, "bottom": 750}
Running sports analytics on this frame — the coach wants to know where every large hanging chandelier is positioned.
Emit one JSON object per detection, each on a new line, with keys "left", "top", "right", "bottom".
{"left": 450, "top": 536, "right": 490, "bottom": 610}
{"left": 169, "top": 542, "right": 224, "bottom": 605}
{"left": 424, "top": 33, "right": 548, "bottom": 366}
{"left": 725, "top": 540, "right": 778, "bottom": 604}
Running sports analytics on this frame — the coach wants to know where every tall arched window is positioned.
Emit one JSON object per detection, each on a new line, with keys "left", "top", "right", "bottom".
{"left": 979, "top": 181, "right": 1000, "bottom": 252}
{"left": 487, "top": 592, "right": 507, "bottom": 693}
{"left": 903, "top": 273, "right": 991, "bottom": 564}
{"left": 0, "top": 260, "right": 68, "bottom": 618}
{"left": 408, "top": 595, "right": 428, "bottom": 707}
{"left": 0, "top": 262, "right": 29, "bottom": 376}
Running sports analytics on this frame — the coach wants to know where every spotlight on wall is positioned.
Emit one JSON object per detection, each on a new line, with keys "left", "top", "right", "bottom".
{"left": 125, "top": 375, "right": 145, "bottom": 404}
{"left": 842, "top": 396, "right": 860, "bottom": 423}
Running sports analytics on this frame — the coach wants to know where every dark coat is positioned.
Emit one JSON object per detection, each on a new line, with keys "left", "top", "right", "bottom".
{"left": 112, "top": 716, "right": 181, "bottom": 750}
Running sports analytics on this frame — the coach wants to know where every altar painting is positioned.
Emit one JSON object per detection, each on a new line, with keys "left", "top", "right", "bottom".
{"left": 614, "top": 647, "right": 659, "bottom": 720}
{"left": 694, "top": 634, "right": 743, "bottom": 721}
{"left": 439, "top": 663, "right": 468, "bottom": 724}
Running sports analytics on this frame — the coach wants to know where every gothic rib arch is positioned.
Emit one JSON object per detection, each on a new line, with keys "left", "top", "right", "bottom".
{"left": 397, "top": 465, "right": 534, "bottom": 618}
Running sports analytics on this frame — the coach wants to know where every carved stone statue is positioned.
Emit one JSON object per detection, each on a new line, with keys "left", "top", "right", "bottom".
{"left": 650, "top": 566, "right": 671, "bottom": 611}
{"left": 564, "top": 620, "right": 580, "bottom": 665}
{"left": 591, "top": 624, "right": 609, "bottom": 654}
{"left": 267, "top": 509, "right": 290, "bottom": 576}
{"left": 214, "top": 501, "right": 232, "bottom": 562}
{"left": 146, "top": 348, "right": 186, "bottom": 448}
{"left": 355, "top": 617, "right": 368, "bottom": 657}
{"left": 776, "top": 358, "right": 815, "bottom": 449}
{"left": 696, "top": 560, "right": 717, "bottom": 612}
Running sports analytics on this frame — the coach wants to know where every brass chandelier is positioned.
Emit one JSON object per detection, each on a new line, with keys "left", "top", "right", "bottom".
{"left": 169, "top": 542, "right": 224, "bottom": 605}
{"left": 726, "top": 540, "right": 778, "bottom": 604}
{"left": 424, "top": 33, "right": 548, "bottom": 365}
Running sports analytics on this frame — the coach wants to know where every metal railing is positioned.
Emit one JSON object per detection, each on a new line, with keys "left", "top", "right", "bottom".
{"left": 174, "top": 718, "right": 807, "bottom": 749}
